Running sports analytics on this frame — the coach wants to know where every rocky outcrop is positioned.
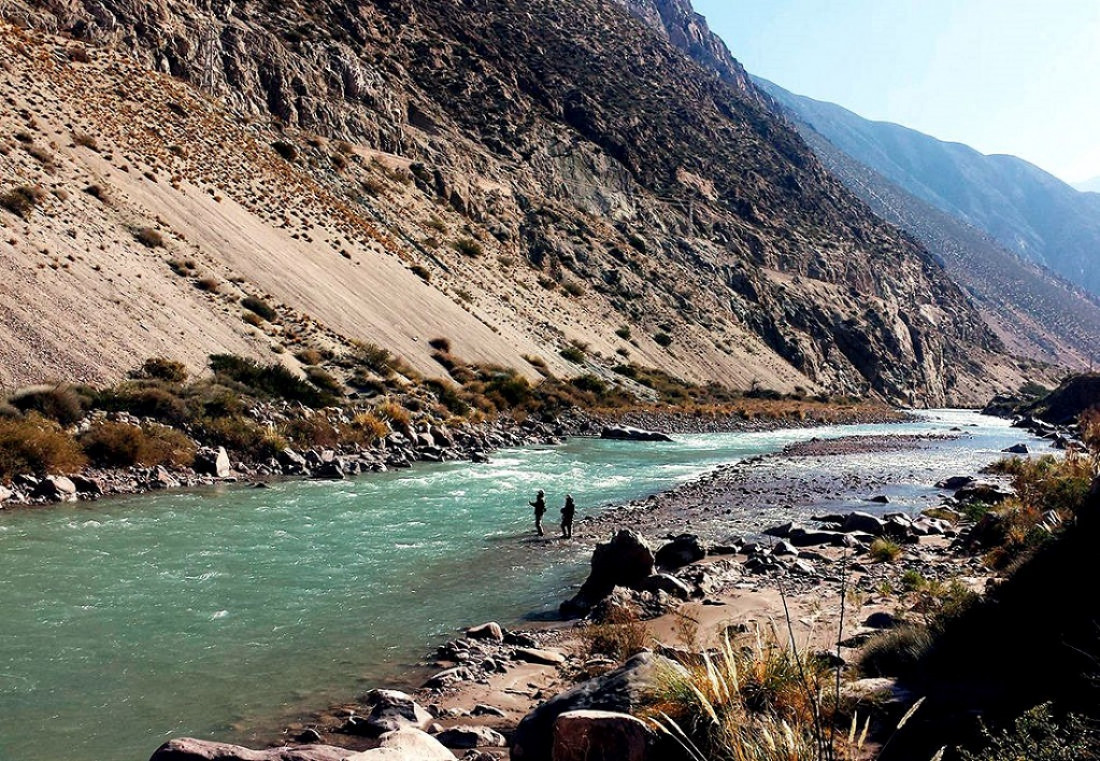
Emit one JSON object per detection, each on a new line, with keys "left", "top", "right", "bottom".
{"left": 340, "top": 690, "right": 433, "bottom": 738}
{"left": 194, "top": 447, "right": 231, "bottom": 478}
{"left": 561, "top": 530, "right": 655, "bottom": 616}
{"left": 434, "top": 725, "right": 506, "bottom": 749}
{"left": 511, "top": 652, "right": 678, "bottom": 761}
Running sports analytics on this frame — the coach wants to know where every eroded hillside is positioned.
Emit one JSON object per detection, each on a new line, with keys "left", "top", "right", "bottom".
{"left": 0, "top": 0, "right": 1033, "bottom": 404}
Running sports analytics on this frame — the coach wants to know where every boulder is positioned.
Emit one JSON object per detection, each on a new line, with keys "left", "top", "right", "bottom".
{"left": 511, "top": 652, "right": 678, "bottom": 761}
{"left": 311, "top": 460, "right": 346, "bottom": 480}
{"left": 653, "top": 534, "right": 705, "bottom": 569}
{"left": 935, "top": 475, "right": 975, "bottom": 490}
{"left": 1002, "top": 443, "right": 1030, "bottom": 455}
{"left": 434, "top": 726, "right": 506, "bottom": 749}
{"left": 514, "top": 647, "right": 566, "bottom": 666}
{"left": 636, "top": 573, "right": 693, "bottom": 600}
{"left": 148, "top": 465, "right": 179, "bottom": 490}
{"left": 195, "top": 446, "right": 232, "bottom": 478}
{"left": 357, "top": 690, "right": 433, "bottom": 737}
{"left": 278, "top": 448, "right": 310, "bottom": 475}
{"left": 864, "top": 611, "right": 901, "bottom": 630}
{"left": 349, "top": 728, "right": 456, "bottom": 760}
{"left": 552, "top": 710, "right": 654, "bottom": 761}
{"left": 868, "top": 495, "right": 890, "bottom": 504}
{"left": 561, "top": 530, "right": 654, "bottom": 617}
{"left": 148, "top": 738, "right": 349, "bottom": 761}
{"left": 0, "top": 485, "right": 12, "bottom": 503}
{"left": 786, "top": 527, "right": 845, "bottom": 547}
{"left": 955, "top": 482, "right": 1014, "bottom": 505}
{"left": 841, "top": 512, "right": 886, "bottom": 536}
{"left": 32, "top": 475, "right": 77, "bottom": 502}
{"left": 599, "top": 426, "right": 673, "bottom": 443}
{"left": 69, "top": 474, "right": 104, "bottom": 496}
{"left": 466, "top": 622, "right": 504, "bottom": 642}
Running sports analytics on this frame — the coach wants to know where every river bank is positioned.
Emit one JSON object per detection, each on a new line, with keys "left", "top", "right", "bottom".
{"left": 250, "top": 410, "right": 1048, "bottom": 760}
{"left": 0, "top": 399, "right": 903, "bottom": 508}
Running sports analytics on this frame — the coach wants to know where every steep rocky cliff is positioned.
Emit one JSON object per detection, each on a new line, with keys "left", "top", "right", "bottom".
{"left": 0, "top": 0, "right": 1027, "bottom": 404}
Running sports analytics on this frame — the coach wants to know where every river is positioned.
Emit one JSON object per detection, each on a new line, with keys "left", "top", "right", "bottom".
{"left": 0, "top": 410, "right": 1044, "bottom": 761}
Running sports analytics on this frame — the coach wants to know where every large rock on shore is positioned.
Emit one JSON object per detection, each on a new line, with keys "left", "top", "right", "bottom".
{"left": 552, "top": 710, "right": 655, "bottom": 761}
{"left": 355, "top": 728, "right": 455, "bottom": 759}
{"left": 348, "top": 690, "right": 433, "bottom": 737}
{"left": 654, "top": 534, "right": 705, "bottom": 569}
{"left": 561, "top": 530, "right": 654, "bottom": 617}
{"left": 148, "top": 738, "right": 348, "bottom": 761}
{"left": 511, "top": 652, "right": 678, "bottom": 761}
{"left": 599, "top": 426, "right": 673, "bottom": 443}
{"left": 194, "top": 446, "right": 232, "bottom": 478}
{"left": 31, "top": 475, "right": 78, "bottom": 502}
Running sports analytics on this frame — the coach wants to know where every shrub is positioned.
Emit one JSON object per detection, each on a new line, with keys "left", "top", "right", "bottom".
{"left": 653, "top": 630, "right": 828, "bottom": 760}
{"left": 425, "top": 379, "right": 470, "bottom": 417}
{"left": 195, "top": 277, "right": 220, "bottom": 292}
{"left": 346, "top": 341, "right": 398, "bottom": 377}
{"left": 653, "top": 331, "right": 673, "bottom": 348}
{"left": 134, "top": 227, "right": 164, "bottom": 248}
{"left": 71, "top": 132, "right": 99, "bottom": 150}
{"left": 240, "top": 296, "right": 277, "bottom": 322}
{"left": 959, "top": 703, "right": 1097, "bottom": 761}
{"left": 578, "top": 606, "right": 651, "bottom": 664}
{"left": 869, "top": 537, "right": 902, "bottom": 562}
{"left": 8, "top": 385, "right": 87, "bottom": 426}
{"left": 305, "top": 366, "right": 343, "bottom": 395}
{"left": 428, "top": 337, "right": 451, "bottom": 352}
{"left": 0, "top": 415, "right": 87, "bottom": 478}
{"left": 615, "top": 326, "right": 632, "bottom": 340}
{"left": 351, "top": 411, "right": 389, "bottom": 443}
{"left": 271, "top": 140, "right": 298, "bottom": 161}
{"left": 859, "top": 625, "right": 935, "bottom": 678}
{"left": 0, "top": 185, "right": 46, "bottom": 218}
{"left": 560, "top": 345, "right": 586, "bottom": 364}
{"left": 80, "top": 421, "right": 195, "bottom": 468}
{"left": 95, "top": 383, "right": 190, "bottom": 427}
{"left": 209, "top": 354, "right": 333, "bottom": 407}
{"left": 410, "top": 264, "right": 431, "bottom": 282}
{"left": 571, "top": 374, "right": 607, "bottom": 395}
{"left": 130, "top": 358, "right": 188, "bottom": 384}
{"left": 452, "top": 237, "right": 484, "bottom": 257}
{"left": 562, "top": 281, "right": 585, "bottom": 297}
{"left": 376, "top": 401, "right": 411, "bottom": 432}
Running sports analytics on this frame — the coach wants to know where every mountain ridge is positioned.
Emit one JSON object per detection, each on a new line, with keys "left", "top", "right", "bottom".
{"left": 0, "top": 0, "right": 1030, "bottom": 404}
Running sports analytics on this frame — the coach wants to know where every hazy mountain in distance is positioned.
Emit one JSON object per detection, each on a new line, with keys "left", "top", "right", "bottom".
{"left": 755, "top": 78, "right": 1100, "bottom": 299}
{"left": 751, "top": 77, "right": 1100, "bottom": 367}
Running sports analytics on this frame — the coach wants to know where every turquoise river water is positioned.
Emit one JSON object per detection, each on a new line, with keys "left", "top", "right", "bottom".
{"left": 0, "top": 410, "right": 1040, "bottom": 761}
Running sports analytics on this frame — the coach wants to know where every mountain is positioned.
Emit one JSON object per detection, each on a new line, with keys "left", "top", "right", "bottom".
{"left": 0, "top": 0, "right": 1026, "bottom": 404}
{"left": 1074, "top": 176, "right": 1100, "bottom": 194}
{"left": 750, "top": 79, "right": 1100, "bottom": 368}
{"left": 751, "top": 80, "right": 1100, "bottom": 298}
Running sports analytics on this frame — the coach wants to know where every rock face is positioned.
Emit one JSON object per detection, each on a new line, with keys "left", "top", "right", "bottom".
{"left": 0, "top": 0, "right": 1012, "bottom": 403}
{"left": 561, "top": 530, "right": 655, "bottom": 616}
{"left": 511, "top": 652, "right": 677, "bottom": 761}
{"left": 148, "top": 738, "right": 349, "bottom": 761}
{"left": 552, "top": 710, "right": 655, "bottom": 761}
{"left": 600, "top": 426, "right": 673, "bottom": 443}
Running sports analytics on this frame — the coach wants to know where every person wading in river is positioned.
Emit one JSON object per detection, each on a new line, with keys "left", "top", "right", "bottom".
{"left": 560, "top": 494, "right": 576, "bottom": 539}
{"left": 530, "top": 489, "right": 547, "bottom": 536}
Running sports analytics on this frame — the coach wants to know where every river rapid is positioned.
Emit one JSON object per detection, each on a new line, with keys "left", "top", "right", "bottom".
{"left": 0, "top": 410, "right": 1043, "bottom": 761}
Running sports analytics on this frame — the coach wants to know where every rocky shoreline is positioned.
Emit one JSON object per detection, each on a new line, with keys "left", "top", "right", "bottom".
{"left": 0, "top": 403, "right": 905, "bottom": 509}
{"left": 156, "top": 417, "right": 1038, "bottom": 761}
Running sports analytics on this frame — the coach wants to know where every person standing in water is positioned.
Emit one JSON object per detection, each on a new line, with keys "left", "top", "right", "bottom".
{"left": 530, "top": 489, "right": 547, "bottom": 536}
{"left": 560, "top": 494, "right": 576, "bottom": 538}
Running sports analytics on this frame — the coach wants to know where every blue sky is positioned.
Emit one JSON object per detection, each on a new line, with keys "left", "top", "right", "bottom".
{"left": 692, "top": 0, "right": 1100, "bottom": 184}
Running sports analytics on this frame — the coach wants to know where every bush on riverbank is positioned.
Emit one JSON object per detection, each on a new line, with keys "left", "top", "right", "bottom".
{"left": 0, "top": 415, "right": 87, "bottom": 478}
{"left": 80, "top": 421, "right": 196, "bottom": 468}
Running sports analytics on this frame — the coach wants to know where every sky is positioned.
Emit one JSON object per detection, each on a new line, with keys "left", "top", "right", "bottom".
{"left": 692, "top": 0, "right": 1100, "bottom": 184}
